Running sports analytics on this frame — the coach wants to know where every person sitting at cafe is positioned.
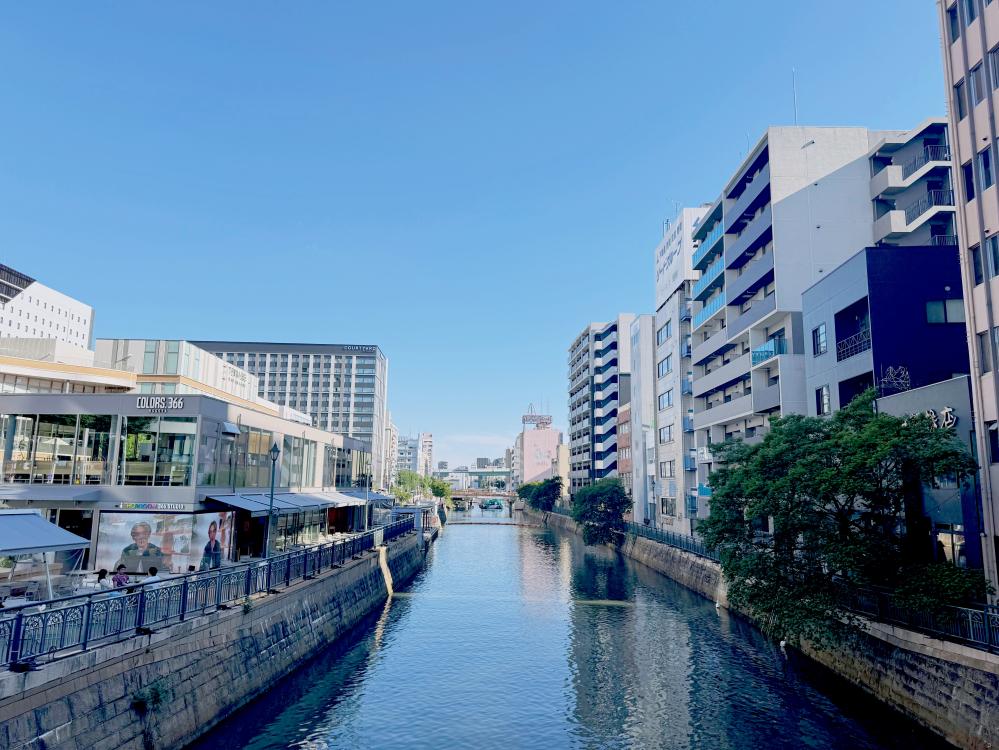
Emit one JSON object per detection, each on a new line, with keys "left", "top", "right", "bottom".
{"left": 112, "top": 565, "right": 130, "bottom": 588}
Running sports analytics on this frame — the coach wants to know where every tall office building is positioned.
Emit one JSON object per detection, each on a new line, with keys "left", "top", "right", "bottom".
{"left": 567, "top": 314, "right": 635, "bottom": 494}
{"left": 397, "top": 436, "right": 419, "bottom": 474}
{"left": 628, "top": 314, "right": 656, "bottom": 524}
{"left": 192, "top": 342, "right": 389, "bottom": 489}
{"left": 689, "top": 126, "right": 902, "bottom": 514}
{"left": 0, "top": 264, "right": 94, "bottom": 349}
{"left": 384, "top": 418, "right": 399, "bottom": 487}
{"left": 418, "top": 432, "right": 434, "bottom": 477}
{"left": 937, "top": 0, "right": 999, "bottom": 585}
{"left": 650, "top": 207, "right": 708, "bottom": 533}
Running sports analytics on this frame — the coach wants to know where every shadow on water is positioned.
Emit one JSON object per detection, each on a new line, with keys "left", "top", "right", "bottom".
{"left": 189, "top": 524, "right": 955, "bottom": 750}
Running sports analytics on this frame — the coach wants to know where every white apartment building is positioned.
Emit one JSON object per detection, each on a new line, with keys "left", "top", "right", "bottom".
{"left": 192, "top": 342, "right": 389, "bottom": 489}
{"left": 0, "top": 264, "right": 94, "bottom": 350}
{"left": 418, "top": 432, "right": 434, "bottom": 477}
{"left": 384, "top": 417, "right": 399, "bottom": 487}
{"left": 628, "top": 314, "right": 656, "bottom": 523}
{"left": 650, "top": 207, "right": 708, "bottom": 533}
{"left": 690, "top": 126, "right": 913, "bottom": 511}
{"left": 567, "top": 314, "right": 635, "bottom": 494}
{"left": 397, "top": 436, "right": 419, "bottom": 475}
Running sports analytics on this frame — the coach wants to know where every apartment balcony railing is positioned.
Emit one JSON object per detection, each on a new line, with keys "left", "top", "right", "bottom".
{"left": 679, "top": 303, "right": 692, "bottom": 322}
{"left": 692, "top": 223, "right": 725, "bottom": 269}
{"left": 836, "top": 328, "right": 872, "bottom": 362}
{"left": 697, "top": 482, "right": 712, "bottom": 496}
{"left": 751, "top": 337, "right": 788, "bottom": 366}
{"left": 683, "top": 455, "right": 696, "bottom": 471}
{"left": 901, "top": 145, "right": 950, "bottom": 179}
{"left": 681, "top": 380, "right": 693, "bottom": 395}
{"left": 693, "top": 291, "right": 726, "bottom": 330}
{"left": 682, "top": 416, "right": 694, "bottom": 433}
{"left": 692, "top": 256, "right": 725, "bottom": 299}
{"left": 930, "top": 234, "right": 958, "bottom": 246}
{"left": 903, "top": 189, "right": 954, "bottom": 224}
{"left": 680, "top": 342, "right": 692, "bottom": 358}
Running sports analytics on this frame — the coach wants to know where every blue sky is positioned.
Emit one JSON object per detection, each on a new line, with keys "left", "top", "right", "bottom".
{"left": 0, "top": 1, "right": 946, "bottom": 466}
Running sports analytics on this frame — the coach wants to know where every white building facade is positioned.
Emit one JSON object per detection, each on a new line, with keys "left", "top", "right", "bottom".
{"left": 0, "top": 264, "right": 94, "bottom": 350}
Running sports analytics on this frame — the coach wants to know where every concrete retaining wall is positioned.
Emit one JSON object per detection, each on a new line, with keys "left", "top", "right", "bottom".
{"left": 523, "top": 508, "right": 999, "bottom": 750}
{"left": 0, "top": 532, "right": 425, "bottom": 750}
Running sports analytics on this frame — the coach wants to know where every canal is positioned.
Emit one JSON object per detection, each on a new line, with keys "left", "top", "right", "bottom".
{"left": 191, "top": 516, "right": 951, "bottom": 750}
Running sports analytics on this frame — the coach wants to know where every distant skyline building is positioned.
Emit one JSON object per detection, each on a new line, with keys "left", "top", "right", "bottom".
{"left": 418, "top": 432, "right": 434, "bottom": 477}
{"left": 567, "top": 314, "right": 635, "bottom": 494}
{"left": 627, "top": 314, "right": 655, "bottom": 523}
{"left": 0, "top": 263, "right": 94, "bottom": 349}
{"left": 397, "top": 436, "right": 419, "bottom": 474}
{"left": 511, "top": 406, "right": 562, "bottom": 488}
{"left": 191, "top": 341, "right": 389, "bottom": 489}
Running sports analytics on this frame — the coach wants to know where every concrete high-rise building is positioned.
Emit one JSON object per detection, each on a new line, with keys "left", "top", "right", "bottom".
{"left": 690, "top": 126, "right": 905, "bottom": 516}
{"left": 397, "top": 436, "right": 419, "bottom": 474}
{"left": 937, "top": 0, "right": 999, "bottom": 585}
{"left": 567, "top": 314, "right": 635, "bottom": 494}
{"left": 513, "top": 408, "right": 562, "bottom": 488}
{"left": 0, "top": 264, "right": 94, "bottom": 349}
{"left": 191, "top": 342, "right": 389, "bottom": 489}
{"left": 418, "top": 432, "right": 434, "bottom": 477}
{"left": 627, "top": 314, "right": 656, "bottom": 523}
{"left": 384, "top": 417, "right": 399, "bottom": 487}
{"left": 650, "top": 207, "right": 709, "bottom": 533}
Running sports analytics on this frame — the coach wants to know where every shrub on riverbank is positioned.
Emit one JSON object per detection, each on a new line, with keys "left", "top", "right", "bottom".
{"left": 572, "top": 478, "right": 629, "bottom": 546}
{"left": 518, "top": 477, "right": 562, "bottom": 513}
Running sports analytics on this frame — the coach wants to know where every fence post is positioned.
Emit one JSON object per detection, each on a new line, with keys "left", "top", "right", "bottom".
{"left": 285, "top": 556, "right": 291, "bottom": 587}
{"left": 244, "top": 566, "right": 252, "bottom": 598}
{"left": 136, "top": 589, "right": 147, "bottom": 632}
{"left": 9, "top": 610, "right": 24, "bottom": 665}
{"left": 180, "top": 577, "right": 190, "bottom": 622}
{"left": 215, "top": 569, "right": 224, "bottom": 607}
{"left": 81, "top": 599, "right": 93, "bottom": 652}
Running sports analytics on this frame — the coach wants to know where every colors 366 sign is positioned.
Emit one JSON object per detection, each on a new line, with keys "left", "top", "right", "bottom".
{"left": 135, "top": 396, "right": 185, "bottom": 414}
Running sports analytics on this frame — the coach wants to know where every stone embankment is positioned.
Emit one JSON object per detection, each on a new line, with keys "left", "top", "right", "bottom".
{"left": 522, "top": 507, "right": 999, "bottom": 750}
{"left": 0, "top": 531, "right": 426, "bottom": 750}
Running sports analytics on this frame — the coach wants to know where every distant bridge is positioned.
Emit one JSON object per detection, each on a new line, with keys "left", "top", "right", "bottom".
{"left": 450, "top": 488, "right": 516, "bottom": 510}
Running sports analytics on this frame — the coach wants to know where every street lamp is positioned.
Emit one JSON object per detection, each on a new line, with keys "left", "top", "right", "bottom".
{"left": 265, "top": 442, "right": 280, "bottom": 558}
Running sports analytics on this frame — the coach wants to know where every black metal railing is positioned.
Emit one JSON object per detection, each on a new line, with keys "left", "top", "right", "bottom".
{"left": 546, "top": 505, "right": 718, "bottom": 561}
{"left": 930, "top": 234, "right": 958, "bottom": 246}
{"left": 0, "top": 518, "right": 414, "bottom": 669}
{"left": 901, "top": 145, "right": 950, "bottom": 179}
{"left": 904, "top": 189, "right": 954, "bottom": 224}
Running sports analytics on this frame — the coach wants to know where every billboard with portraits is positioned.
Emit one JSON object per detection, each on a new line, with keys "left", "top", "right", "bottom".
{"left": 96, "top": 510, "right": 234, "bottom": 575}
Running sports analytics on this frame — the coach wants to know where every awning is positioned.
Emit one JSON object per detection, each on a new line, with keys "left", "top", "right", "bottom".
{"left": 220, "top": 421, "right": 242, "bottom": 435}
{"left": 275, "top": 492, "right": 332, "bottom": 512}
{"left": 321, "top": 491, "right": 369, "bottom": 507}
{"left": 336, "top": 489, "right": 388, "bottom": 503}
{"left": 0, "top": 486, "right": 101, "bottom": 504}
{"left": 0, "top": 510, "right": 90, "bottom": 556}
{"left": 206, "top": 494, "right": 271, "bottom": 517}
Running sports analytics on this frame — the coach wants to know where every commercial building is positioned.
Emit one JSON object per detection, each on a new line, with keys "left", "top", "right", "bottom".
{"left": 651, "top": 208, "right": 708, "bottom": 533}
{"left": 511, "top": 408, "right": 562, "bottom": 488}
{"left": 191, "top": 342, "right": 389, "bottom": 489}
{"left": 567, "top": 314, "right": 635, "bottom": 494}
{"left": 0, "top": 392, "right": 372, "bottom": 572}
{"left": 936, "top": 0, "right": 999, "bottom": 586}
{"left": 617, "top": 400, "right": 633, "bottom": 499}
{"left": 803, "top": 245, "right": 969, "bottom": 416}
{"left": 0, "top": 264, "right": 94, "bottom": 349}
{"left": 418, "top": 432, "right": 434, "bottom": 477}
{"left": 384, "top": 417, "right": 399, "bottom": 488}
{"left": 690, "top": 126, "right": 910, "bottom": 513}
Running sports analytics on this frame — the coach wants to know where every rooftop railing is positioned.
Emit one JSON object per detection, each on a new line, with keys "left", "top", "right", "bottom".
{"left": 0, "top": 517, "right": 415, "bottom": 670}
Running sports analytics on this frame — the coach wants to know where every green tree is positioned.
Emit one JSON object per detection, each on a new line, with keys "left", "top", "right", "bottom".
{"left": 572, "top": 478, "right": 630, "bottom": 545}
{"left": 428, "top": 478, "right": 451, "bottom": 501}
{"left": 525, "top": 476, "right": 562, "bottom": 513}
{"left": 516, "top": 482, "right": 540, "bottom": 504}
{"left": 699, "top": 388, "right": 986, "bottom": 647}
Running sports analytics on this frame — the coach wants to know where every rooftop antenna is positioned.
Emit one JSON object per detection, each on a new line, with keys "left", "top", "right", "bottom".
{"left": 792, "top": 67, "right": 799, "bottom": 125}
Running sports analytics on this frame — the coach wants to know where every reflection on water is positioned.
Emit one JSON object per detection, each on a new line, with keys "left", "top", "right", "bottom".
{"left": 189, "top": 524, "right": 951, "bottom": 750}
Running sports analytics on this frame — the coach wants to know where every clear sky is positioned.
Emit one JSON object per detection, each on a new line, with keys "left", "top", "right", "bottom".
{"left": 0, "top": 1, "right": 946, "bottom": 466}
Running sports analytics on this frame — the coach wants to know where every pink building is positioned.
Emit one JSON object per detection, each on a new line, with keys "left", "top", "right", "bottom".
{"left": 521, "top": 426, "right": 562, "bottom": 485}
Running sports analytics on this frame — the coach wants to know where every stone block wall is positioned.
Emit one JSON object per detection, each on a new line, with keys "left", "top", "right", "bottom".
{"left": 0, "top": 532, "right": 425, "bottom": 750}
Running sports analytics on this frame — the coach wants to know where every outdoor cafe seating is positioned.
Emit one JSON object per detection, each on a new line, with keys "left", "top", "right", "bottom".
{"left": 0, "top": 509, "right": 90, "bottom": 607}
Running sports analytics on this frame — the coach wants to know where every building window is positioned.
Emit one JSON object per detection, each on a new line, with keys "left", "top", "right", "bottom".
{"left": 926, "top": 299, "right": 966, "bottom": 323}
{"left": 982, "top": 147, "right": 996, "bottom": 191}
{"left": 658, "top": 389, "right": 673, "bottom": 410}
{"left": 812, "top": 323, "right": 828, "bottom": 356}
{"left": 658, "top": 424, "right": 674, "bottom": 444}
{"left": 973, "top": 245, "right": 985, "bottom": 285}
{"left": 656, "top": 320, "right": 672, "bottom": 346}
{"left": 972, "top": 64, "right": 987, "bottom": 106}
{"left": 659, "top": 460, "right": 675, "bottom": 479}
{"left": 965, "top": 0, "right": 979, "bottom": 25}
{"left": 657, "top": 354, "right": 672, "bottom": 378}
{"left": 956, "top": 80, "right": 968, "bottom": 121}
{"left": 991, "top": 46, "right": 999, "bottom": 90}
{"left": 949, "top": 4, "right": 961, "bottom": 41}
{"left": 963, "top": 160, "right": 977, "bottom": 202}
{"left": 988, "top": 236, "right": 999, "bottom": 278}
{"left": 815, "top": 385, "right": 831, "bottom": 416}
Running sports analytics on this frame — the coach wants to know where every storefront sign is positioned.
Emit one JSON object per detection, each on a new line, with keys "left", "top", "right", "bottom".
{"left": 135, "top": 396, "right": 185, "bottom": 413}
{"left": 924, "top": 407, "right": 957, "bottom": 429}
{"left": 119, "top": 502, "right": 188, "bottom": 511}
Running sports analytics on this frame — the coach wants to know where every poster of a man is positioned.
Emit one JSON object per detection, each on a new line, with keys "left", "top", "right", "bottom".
{"left": 114, "top": 521, "right": 166, "bottom": 573}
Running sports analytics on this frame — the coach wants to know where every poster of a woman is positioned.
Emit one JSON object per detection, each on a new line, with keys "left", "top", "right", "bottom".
{"left": 199, "top": 520, "right": 223, "bottom": 570}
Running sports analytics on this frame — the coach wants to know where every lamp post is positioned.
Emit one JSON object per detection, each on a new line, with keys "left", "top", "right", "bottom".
{"left": 265, "top": 442, "right": 280, "bottom": 558}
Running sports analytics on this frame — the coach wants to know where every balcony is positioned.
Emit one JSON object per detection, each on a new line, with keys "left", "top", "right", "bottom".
{"left": 869, "top": 146, "right": 951, "bottom": 198}
{"left": 753, "top": 380, "right": 781, "bottom": 412}
{"left": 693, "top": 392, "right": 754, "bottom": 429}
{"left": 697, "top": 482, "right": 712, "bottom": 497}
{"left": 751, "top": 337, "right": 788, "bottom": 366}
{"left": 904, "top": 189, "right": 955, "bottom": 224}
{"left": 681, "top": 380, "right": 693, "bottom": 395}
{"left": 683, "top": 455, "right": 697, "bottom": 471}
{"left": 692, "top": 256, "right": 725, "bottom": 300}
{"left": 902, "top": 145, "right": 951, "bottom": 179}
{"left": 696, "top": 447, "right": 713, "bottom": 464}
{"left": 725, "top": 163, "right": 771, "bottom": 233}
{"left": 836, "top": 328, "right": 872, "bottom": 362}
{"left": 724, "top": 204, "right": 773, "bottom": 268}
{"left": 727, "top": 292, "right": 777, "bottom": 337}
{"left": 693, "top": 291, "right": 727, "bottom": 331}
{"left": 680, "top": 341, "right": 692, "bottom": 358}
{"left": 683, "top": 416, "right": 694, "bottom": 433}
{"left": 692, "top": 223, "right": 725, "bottom": 270}
{"left": 679, "top": 303, "right": 692, "bottom": 322}
{"left": 693, "top": 352, "right": 751, "bottom": 397}
{"left": 692, "top": 325, "right": 733, "bottom": 365}
{"left": 726, "top": 251, "right": 774, "bottom": 305}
